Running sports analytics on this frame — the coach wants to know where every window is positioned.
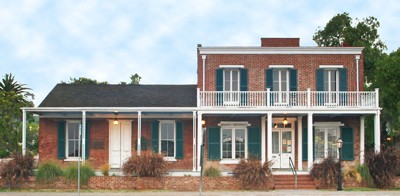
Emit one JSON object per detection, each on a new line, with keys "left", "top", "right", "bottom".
{"left": 66, "top": 121, "right": 81, "bottom": 158}
{"left": 221, "top": 127, "right": 246, "bottom": 159}
{"left": 159, "top": 121, "right": 175, "bottom": 157}
{"left": 314, "top": 127, "right": 340, "bottom": 160}
{"left": 224, "top": 69, "right": 239, "bottom": 92}
{"left": 324, "top": 69, "right": 339, "bottom": 104}
{"left": 272, "top": 69, "right": 290, "bottom": 104}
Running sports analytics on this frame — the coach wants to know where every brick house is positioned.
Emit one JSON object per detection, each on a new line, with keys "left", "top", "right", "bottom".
{"left": 22, "top": 38, "right": 381, "bottom": 174}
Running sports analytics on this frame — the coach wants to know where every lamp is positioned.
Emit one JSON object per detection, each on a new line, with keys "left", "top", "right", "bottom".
{"left": 337, "top": 137, "right": 343, "bottom": 191}
{"left": 201, "top": 120, "right": 206, "bottom": 128}
{"left": 113, "top": 113, "right": 119, "bottom": 125}
{"left": 283, "top": 116, "right": 288, "bottom": 125}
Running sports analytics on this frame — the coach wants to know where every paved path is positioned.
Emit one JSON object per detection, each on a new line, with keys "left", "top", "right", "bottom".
{"left": 1, "top": 190, "right": 400, "bottom": 196}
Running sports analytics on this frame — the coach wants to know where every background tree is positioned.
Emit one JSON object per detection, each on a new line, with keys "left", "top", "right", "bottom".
{"left": 130, "top": 73, "right": 141, "bottom": 84}
{"left": 313, "top": 12, "right": 386, "bottom": 82}
{"left": 0, "top": 73, "right": 34, "bottom": 157}
{"left": 62, "top": 77, "right": 108, "bottom": 84}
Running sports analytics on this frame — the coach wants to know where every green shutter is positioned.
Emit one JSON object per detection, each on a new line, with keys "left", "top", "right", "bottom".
{"left": 265, "top": 69, "right": 273, "bottom": 90}
{"left": 216, "top": 69, "right": 223, "bottom": 91}
{"left": 302, "top": 127, "right": 308, "bottom": 161}
{"left": 290, "top": 69, "right": 298, "bottom": 91}
{"left": 248, "top": 127, "right": 261, "bottom": 159}
{"left": 151, "top": 121, "right": 159, "bottom": 153}
{"left": 316, "top": 69, "right": 324, "bottom": 91}
{"left": 57, "top": 121, "right": 66, "bottom": 159}
{"left": 339, "top": 68, "right": 348, "bottom": 91}
{"left": 240, "top": 68, "right": 248, "bottom": 105}
{"left": 85, "top": 121, "right": 90, "bottom": 159}
{"left": 341, "top": 127, "right": 354, "bottom": 160}
{"left": 175, "top": 121, "right": 184, "bottom": 159}
{"left": 208, "top": 127, "right": 221, "bottom": 160}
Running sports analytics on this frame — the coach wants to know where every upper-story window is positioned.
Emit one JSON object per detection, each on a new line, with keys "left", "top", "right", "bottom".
{"left": 266, "top": 67, "right": 297, "bottom": 105}
{"left": 273, "top": 69, "right": 289, "bottom": 92}
{"left": 224, "top": 69, "right": 239, "bottom": 92}
{"left": 324, "top": 69, "right": 338, "bottom": 92}
{"left": 216, "top": 67, "right": 248, "bottom": 106}
{"left": 317, "top": 66, "right": 347, "bottom": 105}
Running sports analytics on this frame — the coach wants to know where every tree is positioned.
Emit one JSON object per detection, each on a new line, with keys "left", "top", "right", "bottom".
{"left": 313, "top": 12, "right": 386, "bottom": 82}
{"left": 129, "top": 73, "right": 141, "bottom": 84}
{"left": 62, "top": 77, "right": 108, "bottom": 84}
{"left": 0, "top": 73, "right": 34, "bottom": 102}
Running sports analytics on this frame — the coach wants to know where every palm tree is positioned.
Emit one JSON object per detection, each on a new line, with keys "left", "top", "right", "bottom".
{"left": 0, "top": 73, "right": 33, "bottom": 102}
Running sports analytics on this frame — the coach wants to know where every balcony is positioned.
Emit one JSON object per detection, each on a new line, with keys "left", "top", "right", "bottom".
{"left": 198, "top": 89, "right": 379, "bottom": 109}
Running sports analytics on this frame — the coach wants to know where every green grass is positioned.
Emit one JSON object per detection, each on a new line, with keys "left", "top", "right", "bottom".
{"left": 64, "top": 163, "right": 95, "bottom": 185}
{"left": 35, "top": 161, "right": 63, "bottom": 184}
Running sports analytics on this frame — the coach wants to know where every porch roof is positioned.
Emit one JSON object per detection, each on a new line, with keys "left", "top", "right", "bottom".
{"left": 39, "top": 84, "right": 197, "bottom": 107}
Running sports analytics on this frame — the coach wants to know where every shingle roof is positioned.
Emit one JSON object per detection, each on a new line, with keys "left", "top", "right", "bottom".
{"left": 39, "top": 84, "right": 197, "bottom": 107}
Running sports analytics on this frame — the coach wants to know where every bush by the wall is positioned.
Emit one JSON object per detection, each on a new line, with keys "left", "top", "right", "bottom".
{"left": 233, "top": 156, "right": 273, "bottom": 189}
{"left": 0, "top": 151, "right": 34, "bottom": 189}
{"left": 122, "top": 151, "right": 166, "bottom": 177}
{"left": 356, "top": 164, "right": 374, "bottom": 187}
{"left": 310, "top": 156, "right": 339, "bottom": 188}
{"left": 99, "top": 163, "right": 110, "bottom": 176}
{"left": 203, "top": 166, "right": 221, "bottom": 177}
{"left": 64, "top": 163, "right": 95, "bottom": 185}
{"left": 35, "top": 160, "right": 63, "bottom": 184}
{"left": 366, "top": 146, "right": 400, "bottom": 188}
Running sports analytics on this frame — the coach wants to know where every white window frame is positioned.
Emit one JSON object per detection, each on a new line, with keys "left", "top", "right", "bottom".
{"left": 158, "top": 120, "right": 176, "bottom": 161}
{"left": 220, "top": 126, "right": 248, "bottom": 164}
{"left": 324, "top": 69, "right": 339, "bottom": 105}
{"left": 65, "top": 120, "right": 82, "bottom": 161}
{"left": 273, "top": 69, "right": 290, "bottom": 105}
{"left": 223, "top": 69, "right": 240, "bottom": 92}
{"left": 314, "top": 122, "right": 343, "bottom": 161}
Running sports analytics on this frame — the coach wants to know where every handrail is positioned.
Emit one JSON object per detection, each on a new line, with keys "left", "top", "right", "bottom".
{"left": 289, "top": 157, "right": 297, "bottom": 189}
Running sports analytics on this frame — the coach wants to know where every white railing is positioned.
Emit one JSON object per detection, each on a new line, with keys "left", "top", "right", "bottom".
{"left": 198, "top": 89, "right": 378, "bottom": 109}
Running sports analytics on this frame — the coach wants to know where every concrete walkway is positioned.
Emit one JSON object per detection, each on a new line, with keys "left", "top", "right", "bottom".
{"left": 1, "top": 190, "right": 399, "bottom": 196}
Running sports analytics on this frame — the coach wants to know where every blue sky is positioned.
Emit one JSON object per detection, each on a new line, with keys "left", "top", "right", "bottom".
{"left": 1, "top": 0, "right": 399, "bottom": 106}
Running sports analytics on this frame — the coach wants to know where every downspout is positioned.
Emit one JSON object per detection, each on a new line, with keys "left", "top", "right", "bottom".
{"left": 202, "top": 55, "right": 206, "bottom": 91}
{"left": 22, "top": 108, "right": 26, "bottom": 156}
{"left": 355, "top": 55, "right": 360, "bottom": 106}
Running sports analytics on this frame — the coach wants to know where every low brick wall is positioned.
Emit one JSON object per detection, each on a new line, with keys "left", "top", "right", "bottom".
{"left": 1, "top": 176, "right": 272, "bottom": 191}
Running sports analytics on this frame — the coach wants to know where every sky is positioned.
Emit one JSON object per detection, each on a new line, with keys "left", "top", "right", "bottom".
{"left": 1, "top": 0, "right": 399, "bottom": 106}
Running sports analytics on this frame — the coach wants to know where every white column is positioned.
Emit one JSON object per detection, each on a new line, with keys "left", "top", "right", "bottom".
{"left": 360, "top": 116, "right": 365, "bottom": 164}
{"left": 22, "top": 109, "right": 27, "bottom": 156}
{"left": 297, "top": 116, "right": 303, "bottom": 170}
{"left": 202, "top": 55, "right": 206, "bottom": 91}
{"left": 261, "top": 115, "right": 266, "bottom": 164}
{"left": 267, "top": 113, "right": 273, "bottom": 162}
{"left": 307, "top": 113, "right": 313, "bottom": 170}
{"left": 137, "top": 111, "right": 142, "bottom": 155}
{"left": 197, "top": 112, "right": 203, "bottom": 171}
{"left": 81, "top": 110, "right": 86, "bottom": 164}
{"left": 374, "top": 111, "right": 381, "bottom": 152}
{"left": 192, "top": 111, "right": 197, "bottom": 171}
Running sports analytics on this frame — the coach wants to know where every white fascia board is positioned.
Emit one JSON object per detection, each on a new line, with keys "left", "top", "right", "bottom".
{"left": 219, "top": 65, "right": 244, "bottom": 68}
{"left": 269, "top": 65, "right": 294, "bottom": 68}
{"left": 319, "top": 65, "right": 344, "bottom": 68}
{"left": 22, "top": 107, "right": 197, "bottom": 113}
{"left": 198, "top": 47, "right": 364, "bottom": 55}
{"left": 198, "top": 108, "right": 380, "bottom": 114}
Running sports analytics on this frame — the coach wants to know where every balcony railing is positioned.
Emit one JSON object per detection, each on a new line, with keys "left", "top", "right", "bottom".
{"left": 198, "top": 89, "right": 378, "bottom": 109}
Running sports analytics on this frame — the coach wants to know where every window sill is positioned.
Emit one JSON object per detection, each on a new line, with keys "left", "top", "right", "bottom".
{"left": 64, "top": 158, "right": 81, "bottom": 162}
{"left": 163, "top": 157, "right": 177, "bottom": 162}
{"left": 220, "top": 159, "right": 240, "bottom": 164}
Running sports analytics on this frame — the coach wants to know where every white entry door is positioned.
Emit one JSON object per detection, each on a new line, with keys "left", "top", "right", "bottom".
{"left": 272, "top": 129, "right": 294, "bottom": 169}
{"left": 109, "top": 121, "right": 132, "bottom": 168}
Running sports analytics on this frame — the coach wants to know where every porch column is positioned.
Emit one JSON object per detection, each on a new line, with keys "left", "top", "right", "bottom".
{"left": 192, "top": 111, "right": 197, "bottom": 171}
{"left": 22, "top": 109, "right": 27, "bottom": 156}
{"left": 297, "top": 116, "right": 303, "bottom": 170}
{"left": 307, "top": 112, "right": 313, "bottom": 170}
{"left": 374, "top": 111, "right": 381, "bottom": 152}
{"left": 267, "top": 113, "right": 273, "bottom": 162}
{"left": 261, "top": 115, "right": 266, "bottom": 164}
{"left": 81, "top": 110, "right": 86, "bottom": 164}
{"left": 137, "top": 111, "right": 142, "bottom": 155}
{"left": 197, "top": 112, "right": 203, "bottom": 171}
{"left": 360, "top": 116, "right": 365, "bottom": 164}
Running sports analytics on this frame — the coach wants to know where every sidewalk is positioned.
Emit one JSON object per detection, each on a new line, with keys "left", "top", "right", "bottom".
{"left": 1, "top": 190, "right": 400, "bottom": 196}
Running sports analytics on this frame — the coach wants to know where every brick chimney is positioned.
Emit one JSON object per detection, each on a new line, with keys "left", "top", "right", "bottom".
{"left": 261, "top": 38, "right": 300, "bottom": 47}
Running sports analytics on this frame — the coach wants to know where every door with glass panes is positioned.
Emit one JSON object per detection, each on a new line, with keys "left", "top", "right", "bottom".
{"left": 271, "top": 123, "right": 294, "bottom": 168}
{"left": 223, "top": 69, "right": 240, "bottom": 105}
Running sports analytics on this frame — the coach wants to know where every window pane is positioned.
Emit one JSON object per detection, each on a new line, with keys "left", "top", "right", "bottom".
{"left": 232, "top": 70, "right": 239, "bottom": 91}
{"left": 235, "top": 129, "right": 245, "bottom": 158}
{"left": 315, "top": 129, "right": 325, "bottom": 159}
{"left": 324, "top": 70, "right": 329, "bottom": 91}
{"left": 281, "top": 131, "right": 292, "bottom": 153}
{"left": 222, "top": 129, "right": 232, "bottom": 158}
{"left": 160, "top": 122, "right": 175, "bottom": 157}
{"left": 330, "top": 71, "right": 337, "bottom": 91}
{"left": 281, "top": 70, "right": 287, "bottom": 91}
{"left": 224, "top": 70, "right": 231, "bottom": 91}
{"left": 273, "top": 70, "right": 279, "bottom": 91}
{"left": 272, "top": 132, "right": 279, "bottom": 154}
{"left": 327, "top": 128, "right": 338, "bottom": 158}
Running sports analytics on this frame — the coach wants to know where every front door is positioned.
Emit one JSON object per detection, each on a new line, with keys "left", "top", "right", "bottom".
{"left": 272, "top": 128, "right": 294, "bottom": 169}
{"left": 109, "top": 120, "right": 132, "bottom": 168}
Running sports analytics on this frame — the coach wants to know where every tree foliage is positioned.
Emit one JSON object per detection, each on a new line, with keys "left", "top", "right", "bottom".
{"left": 129, "top": 73, "right": 141, "bottom": 84}
{"left": 62, "top": 77, "right": 108, "bottom": 84}
{"left": 313, "top": 12, "right": 386, "bottom": 82}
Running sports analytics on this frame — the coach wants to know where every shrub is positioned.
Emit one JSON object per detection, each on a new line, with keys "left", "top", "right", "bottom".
{"left": 233, "top": 156, "right": 273, "bottom": 189}
{"left": 64, "top": 163, "right": 95, "bottom": 185}
{"left": 310, "top": 156, "right": 339, "bottom": 188}
{"left": 366, "top": 146, "right": 400, "bottom": 188}
{"left": 356, "top": 164, "right": 374, "bottom": 187}
{"left": 343, "top": 165, "right": 362, "bottom": 183}
{"left": 0, "top": 151, "right": 34, "bottom": 189}
{"left": 99, "top": 163, "right": 110, "bottom": 176}
{"left": 122, "top": 151, "right": 166, "bottom": 177}
{"left": 36, "top": 160, "right": 63, "bottom": 184}
{"left": 203, "top": 166, "right": 221, "bottom": 177}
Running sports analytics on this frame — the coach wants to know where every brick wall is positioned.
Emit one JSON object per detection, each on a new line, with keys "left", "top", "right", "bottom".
{"left": 261, "top": 38, "right": 300, "bottom": 47}
{"left": 197, "top": 50, "right": 364, "bottom": 92}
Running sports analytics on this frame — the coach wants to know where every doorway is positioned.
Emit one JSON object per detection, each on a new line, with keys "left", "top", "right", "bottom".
{"left": 272, "top": 126, "right": 294, "bottom": 169}
{"left": 109, "top": 120, "right": 132, "bottom": 168}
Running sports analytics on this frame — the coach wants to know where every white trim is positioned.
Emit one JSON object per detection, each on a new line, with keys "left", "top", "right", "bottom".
{"left": 313, "top": 122, "right": 344, "bottom": 127}
{"left": 319, "top": 65, "right": 344, "bottom": 69}
{"left": 159, "top": 120, "right": 176, "bottom": 158}
{"left": 220, "top": 159, "right": 240, "bottom": 164}
{"left": 163, "top": 157, "right": 177, "bottom": 162}
{"left": 198, "top": 47, "right": 364, "bottom": 55}
{"left": 218, "top": 121, "right": 251, "bottom": 127}
{"left": 220, "top": 126, "right": 248, "bottom": 160}
{"left": 219, "top": 65, "right": 244, "bottom": 68}
{"left": 269, "top": 65, "right": 294, "bottom": 69}
{"left": 65, "top": 120, "right": 82, "bottom": 159}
